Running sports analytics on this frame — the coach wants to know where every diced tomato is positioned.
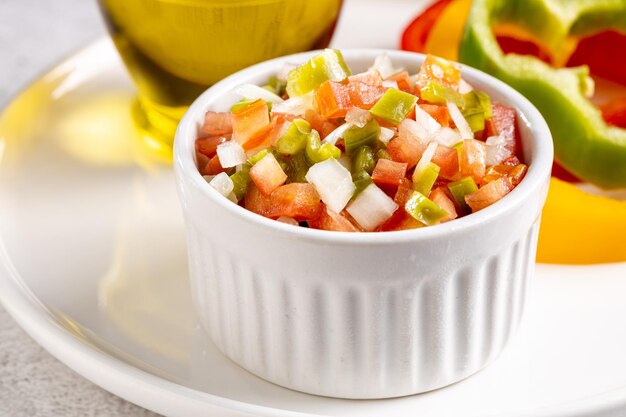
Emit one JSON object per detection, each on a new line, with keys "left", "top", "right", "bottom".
{"left": 272, "top": 112, "right": 299, "bottom": 125}
{"left": 196, "top": 135, "right": 228, "bottom": 158}
{"left": 371, "top": 159, "right": 408, "bottom": 194}
{"left": 202, "top": 111, "right": 233, "bottom": 136}
{"left": 309, "top": 205, "right": 361, "bottom": 232}
{"left": 268, "top": 183, "right": 322, "bottom": 220}
{"left": 429, "top": 187, "right": 458, "bottom": 222}
{"left": 304, "top": 109, "right": 339, "bottom": 139}
{"left": 465, "top": 177, "right": 512, "bottom": 212}
{"left": 196, "top": 152, "right": 211, "bottom": 175}
{"left": 491, "top": 104, "right": 521, "bottom": 158}
{"left": 387, "top": 71, "right": 413, "bottom": 93}
{"left": 502, "top": 155, "right": 521, "bottom": 166}
{"left": 483, "top": 163, "right": 527, "bottom": 186}
{"left": 508, "top": 164, "right": 527, "bottom": 186}
{"left": 459, "top": 139, "right": 486, "bottom": 183}
{"left": 315, "top": 80, "right": 352, "bottom": 118}
{"left": 241, "top": 112, "right": 291, "bottom": 153}
{"left": 232, "top": 99, "right": 270, "bottom": 146}
{"left": 348, "top": 69, "right": 383, "bottom": 86}
{"left": 205, "top": 154, "right": 226, "bottom": 175}
{"left": 432, "top": 145, "right": 459, "bottom": 179}
{"left": 378, "top": 209, "right": 424, "bottom": 231}
{"left": 387, "top": 120, "right": 427, "bottom": 168}
{"left": 419, "top": 104, "right": 450, "bottom": 127}
{"left": 415, "top": 54, "right": 461, "bottom": 90}
{"left": 394, "top": 177, "right": 414, "bottom": 206}
{"left": 348, "top": 81, "right": 387, "bottom": 110}
{"left": 245, "top": 184, "right": 273, "bottom": 217}
{"left": 483, "top": 118, "right": 497, "bottom": 138}
{"left": 249, "top": 154, "right": 288, "bottom": 196}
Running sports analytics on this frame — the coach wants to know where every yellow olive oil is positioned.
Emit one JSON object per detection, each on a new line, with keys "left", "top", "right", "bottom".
{"left": 98, "top": 0, "right": 343, "bottom": 148}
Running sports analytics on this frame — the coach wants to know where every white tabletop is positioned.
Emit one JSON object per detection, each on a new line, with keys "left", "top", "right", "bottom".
{"left": 0, "top": 1, "right": 159, "bottom": 415}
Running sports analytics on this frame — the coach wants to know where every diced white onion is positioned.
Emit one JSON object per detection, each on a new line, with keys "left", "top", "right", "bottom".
{"left": 399, "top": 118, "right": 429, "bottom": 146}
{"left": 305, "top": 158, "right": 355, "bottom": 213}
{"left": 277, "top": 216, "right": 299, "bottom": 226}
{"left": 430, "top": 126, "right": 461, "bottom": 147}
{"left": 277, "top": 63, "right": 297, "bottom": 81}
{"left": 233, "top": 83, "right": 284, "bottom": 103}
{"left": 271, "top": 93, "right": 313, "bottom": 115}
{"left": 338, "top": 153, "right": 352, "bottom": 171}
{"left": 413, "top": 141, "right": 438, "bottom": 180}
{"left": 370, "top": 53, "right": 401, "bottom": 79}
{"left": 379, "top": 127, "right": 395, "bottom": 144}
{"left": 458, "top": 78, "right": 474, "bottom": 94}
{"left": 415, "top": 105, "right": 441, "bottom": 135}
{"left": 345, "top": 108, "right": 372, "bottom": 128}
{"left": 447, "top": 101, "right": 473, "bottom": 140}
{"left": 323, "top": 123, "right": 353, "bottom": 145}
{"left": 485, "top": 135, "right": 513, "bottom": 166}
{"left": 382, "top": 80, "right": 399, "bottom": 89}
{"left": 209, "top": 172, "right": 234, "bottom": 197}
{"left": 216, "top": 141, "right": 247, "bottom": 168}
{"left": 346, "top": 184, "right": 398, "bottom": 232}
{"left": 227, "top": 192, "right": 239, "bottom": 203}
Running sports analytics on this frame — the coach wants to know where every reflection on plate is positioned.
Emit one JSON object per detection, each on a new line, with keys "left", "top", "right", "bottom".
{"left": 1, "top": 17, "right": 626, "bottom": 417}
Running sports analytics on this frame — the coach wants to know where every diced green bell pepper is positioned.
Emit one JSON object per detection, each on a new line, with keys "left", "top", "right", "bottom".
{"left": 230, "top": 163, "right": 252, "bottom": 200}
{"left": 420, "top": 81, "right": 464, "bottom": 107}
{"left": 459, "top": 0, "right": 626, "bottom": 188}
{"left": 404, "top": 191, "right": 448, "bottom": 226}
{"left": 276, "top": 119, "right": 311, "bottom": 155}
{"left": 376, "top": 148, "right": 392, "bottom": 161}
{"left": 247, "top": 149, "right": 270, "bottom": 165}
{"left": 447, "top": 176, "right": 479, "bottom": 213}
{"left": 285, "top": 152, "right": 310, "bottom": 183}
{"left": 286, "top": 49, "right": 351, "bottom": 97}
{"left": 352, "top": 171, "right": 373, "bottom": 197}
{"left": 370, "top": 88, "right": 418, "bottom": 125}
{"left": 461, "top": 91, "right": 492, "bottom": 132}
{"left": 413, "top": 162, "right": 441, "bottom": 196}
{"left": 344, "top": 119, "right": 381, "bottom": 154}
{"left": 231, "top": 99, "right": 272, "bottom": 113}
{"left": 352, "top": 145, "right": 376, "bottom": 175}
{"left": 305, "top": 129, "right": 341, "bottom": 164}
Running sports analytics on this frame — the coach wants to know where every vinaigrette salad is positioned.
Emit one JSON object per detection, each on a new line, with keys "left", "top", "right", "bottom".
{"left": 195, "top": 50, "right": 527, "bottom": 232}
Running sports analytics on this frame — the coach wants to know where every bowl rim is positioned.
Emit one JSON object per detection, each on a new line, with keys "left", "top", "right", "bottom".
{"left": 174, "top": 49, "right": 553, "bottom": 246}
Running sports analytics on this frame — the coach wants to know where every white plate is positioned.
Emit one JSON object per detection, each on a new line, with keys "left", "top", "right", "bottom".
{"left": 1, "top": 2, "right": 626, "bottom": 416}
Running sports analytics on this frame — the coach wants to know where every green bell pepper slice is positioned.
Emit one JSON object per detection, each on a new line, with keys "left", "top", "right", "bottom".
{"left": 459, "top": 0, "right": 626, "bottom": 188}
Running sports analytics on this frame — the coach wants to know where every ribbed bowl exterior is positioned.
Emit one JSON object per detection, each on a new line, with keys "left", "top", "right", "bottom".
{"left": 174, "top": 49, "right": 552, "bottom": 399}
{"left": 178, "top": 174, "right": 544, "bottom": 398}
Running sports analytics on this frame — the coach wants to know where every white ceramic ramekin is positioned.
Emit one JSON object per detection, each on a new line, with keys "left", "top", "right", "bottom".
{"left": 173, "top": 50, "right": 553, "bottom": 399}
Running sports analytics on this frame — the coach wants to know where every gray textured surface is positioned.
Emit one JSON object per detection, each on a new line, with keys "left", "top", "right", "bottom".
{"left": 0, "top": 1, "right": 159, "bottom": 416}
